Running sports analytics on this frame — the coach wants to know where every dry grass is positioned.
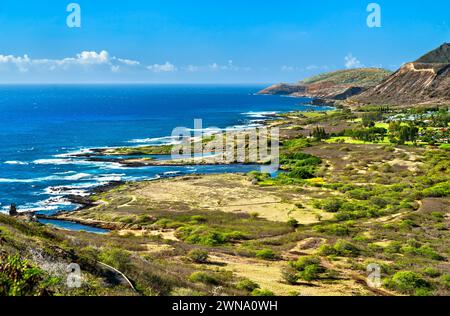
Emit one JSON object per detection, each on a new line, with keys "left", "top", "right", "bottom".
{"left": 208, "top": 253, "right": 369, "bottom": 296}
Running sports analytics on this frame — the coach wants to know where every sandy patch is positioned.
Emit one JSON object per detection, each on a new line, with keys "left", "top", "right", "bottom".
{"left": 209, "top": 253, "right": 368, "bottom": 296}
{"left": 129, "top": 174, "right": 328, "bottom": 224}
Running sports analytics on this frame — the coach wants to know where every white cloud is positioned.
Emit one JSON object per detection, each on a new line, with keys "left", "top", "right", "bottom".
{"left": 147, "top": 62, "right": 177, "bottom": 73}
{"left": 74, "top": 50, "right": 110, "bottom": 64}
{"left": 0, "top": 51, "right": 252, "bottom": 77}
{"left": 0, "top": 54, "right": 31, "bottom": 72}
{"left": 116, "top": 58, "right": 140, "bottom": 66}
{"left": 0, "top": 50, "right": 141, "bottom": 73}
{"left": 345, "top": 54, "right": 364, "bottom": 69}
{"left": 208, "top": 61, "right": 234, "bottom": 71}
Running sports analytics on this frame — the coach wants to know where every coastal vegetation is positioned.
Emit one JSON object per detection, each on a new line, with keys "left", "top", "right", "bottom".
{"left": 1, "top": 43, "right": 449, "bottom": 296}
{"left": 2, "top": 99, "right": 449, "bottom": 297}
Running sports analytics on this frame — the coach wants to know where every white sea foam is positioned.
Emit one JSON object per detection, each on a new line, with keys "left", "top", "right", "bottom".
{"left": 0, "top": 177, "right": 45, "bottom": 183}
{"left": 44, "top": 182, "right": 101, "bottom": 196}
{"left": 33, "top": 158, "right": 73, "bottom": 165}
{"left": 128, "top": 136, "right": 183, "bottom": 145}
{"left": 228, "top": 123, "right": 263, "bottom": 130}
{"left": 94, "top": 175, "right": 123, "bottom": 182}
{"left": 32, "top": 157, "right": 127, "bottom": 170}
{"left": 0, "top": 172, "right": 125, "bottom": 184}
{"left": 4, "top": 160, "right": 29, "bottom": 165}
{"left": 54, "top": 148, "right": 94, "bottom": 158}
{"left": 242, "top": 111, "right": 279, "bottom": 118}
{"left": 63, "top": 173, "right": 92, "bottom": 181}
{"left": 3, "top": 202, "right": 60, "bottom": 213}
{"left": 54, "top": 171, "right": 77, "bottom": 175}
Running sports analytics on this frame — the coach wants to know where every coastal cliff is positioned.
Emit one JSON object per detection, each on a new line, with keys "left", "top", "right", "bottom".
{"left": 352, "top": 43, "right": 450, "bottom": 105}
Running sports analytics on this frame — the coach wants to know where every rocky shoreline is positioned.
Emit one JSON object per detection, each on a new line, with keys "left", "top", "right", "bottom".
{"left": 34, "top": 101, "right": 331, "bottom": 232}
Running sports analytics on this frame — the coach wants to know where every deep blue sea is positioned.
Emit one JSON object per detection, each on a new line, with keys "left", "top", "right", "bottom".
{"left": 0, "top": 85, "right": 324, "bottom": 217}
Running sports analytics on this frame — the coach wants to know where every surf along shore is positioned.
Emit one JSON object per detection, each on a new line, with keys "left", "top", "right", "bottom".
{"left": 34, "top": 100, "right": 328, "bottom": 229}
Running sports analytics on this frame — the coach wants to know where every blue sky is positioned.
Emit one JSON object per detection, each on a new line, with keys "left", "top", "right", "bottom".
{"left": 0, "top": 0, "right": 448, "bottom": 83}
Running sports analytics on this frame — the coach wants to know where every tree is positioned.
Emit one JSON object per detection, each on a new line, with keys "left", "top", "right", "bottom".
{"left": 312, "top": 127, "right": 329, "bottom": 141}
{"left": 362, "top": 112, "right": 382, "bottom": 127}
{"left": 389, "top": 122, "right": 419, "bottom": 145}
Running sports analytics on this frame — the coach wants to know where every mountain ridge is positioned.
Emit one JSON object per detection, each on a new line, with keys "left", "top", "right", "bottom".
{"left": 415, "top": 43, "right": 450, "bottom": 63}
{"left": 258, "top": 68, "right": 392, "bottom": 100}
{"left": 352, "top": 43, "right": 450, "bottom": 105}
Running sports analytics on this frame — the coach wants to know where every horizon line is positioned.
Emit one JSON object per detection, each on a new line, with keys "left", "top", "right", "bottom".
{"left": 0, "top": 82, "right": 275, "bottom": 86}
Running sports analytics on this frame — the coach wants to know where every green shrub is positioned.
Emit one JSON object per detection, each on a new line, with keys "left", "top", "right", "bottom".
{"left": 422, "top": 267, "right": 441, "bottom": 278}
{"left": 347, "top": 188, "right": 371, "bottom": 200}
{"left": 251, "top": 288, "right": 275, "bottom": 296}
{"left": 288, "top": 256, "right": 325, "bottom": 282}
{"left": 440, "top": 275, "right": 450, "bottom": 289}
{"left": 318, "top": 244, "right": 336, "bottom": 256}
{"left": 291, "top": 256, "right": 321, "bottom": 271}
{"left": 287, "top": 218, "right": 299, "bottom": 228}
{"left": 190, "top": 215, "right": 207, "bottom": 223}
{"left": 281, "top": 137, "right": 311, "bottom": 151}
{"left": 315, "top": 223, "right": 352, "bottom": 236}
{"left": 135, "top": 214, "right": 155, "bottom": 225}
{"left": 385, "top": 271, "right": 431, "bottom": 295}
{"left": 401, "top": 244, "right": 444, "bottom": 261}
{"left": 298, "top": 264, "right": 321, "bottom": 282}
{"left": 431, "top": 212, "right": 444, "bottom": 220}
{"left": 288, "top": 166, "right": 316, "bottom": 179}
{"left": 370, "top": 196, "right": 388, "bottom": 208}
{"left": 188, "top": 272, "right": 219, "bottom": 285}
{"left": 416, "top": 246, "right": 444, "bottom": 261}
{"left": 155, "top": 218, "right": 184, "bottom": 229}
{"left": 99, "top": 247, "right": 132, "bottom": 272}
{"left": 187, "top": 249, "right": 209, "bottom": 263}
{"left": 422, "top": 181, "right": 450, "bottom": 197}
{"left": 236, "top": 279, "right": 260, "bottom": 292}
{"left": 399, "top": 219, "right": 418, "bottom": 230}
{"left": 178, "top": 226, "right": 248, "bottom": 246}
{"left": 319, "top": 240, "right": 360, "bottom": 257}
{"left": 281, "top": 265, "right": 299, "bottom": 285}
{"left": 0, "top": 255, "right": 53, "bottom": 296}
{"left": 321, "top": 198, "right": 344, "bottom": 213}
{"left": 384, "top": 241, "right": 402, "bottom": 254}
{"left": 194, "top": 231, "right": 228, "bottom": 246}
{"left": 255, "top": 248, "right": 278, "bottom": 261}
{"left": 334, "top": 240, "right": 360, "bottom": 257}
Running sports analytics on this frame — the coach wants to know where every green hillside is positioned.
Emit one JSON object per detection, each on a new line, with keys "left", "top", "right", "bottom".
{"left": 300, "top": 68, "right": 392, "bottom": 87}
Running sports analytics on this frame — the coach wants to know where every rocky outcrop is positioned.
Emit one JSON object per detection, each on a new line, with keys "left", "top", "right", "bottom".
{"left": 352, "top": 43, "right": 450, "bottom": 105}
{"left": 9, "top": 203, "right": 18, "bottom": 216}
{"left": 258, "top": 83, "right": 307, "bottom": 96}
